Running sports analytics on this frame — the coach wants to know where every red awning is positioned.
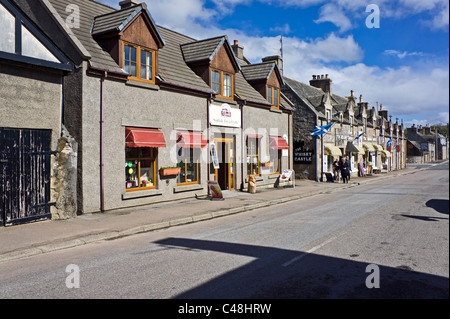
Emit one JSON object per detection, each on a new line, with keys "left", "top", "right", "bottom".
{"left": 125, "top": 127, "right": 166, "bottom": 148}
{"left": 270, "top": 136, "right": 289, "bottom": 150}
{"left": 177, "top": 131, "right": 208, "bottom": 148}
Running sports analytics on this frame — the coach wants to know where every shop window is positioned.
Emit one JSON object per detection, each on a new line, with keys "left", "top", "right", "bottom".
{"left": 247, "top": 137, "right": 260, "bottom": 176}
{"left": 123, "top": 42, "right": 155, "bottom": 84}
{"left": 269, "top": 149, "right": 281, "bottom": 174}
{"left": 211, "top": 68, "right": 234, "bottom": 100}
{"left": 177, "top": 148, "right": 201, "bottom": 185}
{"left": 125, "top": 147, "right": 157, "bottom": 191}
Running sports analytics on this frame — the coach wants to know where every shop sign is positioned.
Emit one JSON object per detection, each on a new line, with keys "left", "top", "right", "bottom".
{"left": 210, "top": 103, "right": 241, "bottom": 128}
{"left": 294, "top": 147, "right": 313, "bottom": 164}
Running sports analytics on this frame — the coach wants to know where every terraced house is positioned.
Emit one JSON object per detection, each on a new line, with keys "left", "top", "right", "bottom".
{"left": 7, "top": 0, "right": 293, "bottom": 216}
{"left": 282, "top": 74, "right": 406, "bottom": 182}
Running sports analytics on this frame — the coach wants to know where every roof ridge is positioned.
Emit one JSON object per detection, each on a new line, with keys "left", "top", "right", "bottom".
{"left": 92, "top": 4, "right": 138, "bottom": 19}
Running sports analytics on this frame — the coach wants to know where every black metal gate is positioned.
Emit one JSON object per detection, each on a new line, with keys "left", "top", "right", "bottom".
{"left": 0, "top": 128, "right": 53, "bottom": 226}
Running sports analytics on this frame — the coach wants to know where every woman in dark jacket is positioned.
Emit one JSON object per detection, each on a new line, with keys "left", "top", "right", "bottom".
{"left": 340, "top": 157, "right": 350, "bottom": 183}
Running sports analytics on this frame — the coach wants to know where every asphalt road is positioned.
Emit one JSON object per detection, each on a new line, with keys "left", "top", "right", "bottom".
{"left": 0, "top": 163, "right": 448, "bottom": 300}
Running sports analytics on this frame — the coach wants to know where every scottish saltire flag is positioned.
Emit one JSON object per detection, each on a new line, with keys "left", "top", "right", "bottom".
{"left": 387, "top": 139, "right": 393, "bottom": 147}
{"left": 354, "top": 132, "right": 365, "bottom": 140}
{"left": 310, "top": 123, "right": 334, "bottom": 136}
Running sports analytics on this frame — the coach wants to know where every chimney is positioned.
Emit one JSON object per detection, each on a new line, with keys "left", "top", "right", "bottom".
{"left": 119, "top": 0, "right": 140, "bottom": 10}
{"left": 262, "top": 55, "right": 283, "bottom": 75}
{"left": 309, "top": 74, "right": 332, "bottom": 94}
{"left": 378, "top": 104, "right": 388, "bottom": 120}
{"left": 231, "top": 40, "right": 244, "bottom": 61}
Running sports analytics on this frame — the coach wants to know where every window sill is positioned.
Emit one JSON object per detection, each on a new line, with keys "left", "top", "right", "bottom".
{"left": 122, "top": 188, "right": 164, "bottom": 200}
{"left": 174, "top": 184, "right": 204, "bottom": 194}
{"left": 126, "top": 80, "right": 160, "bottom": 91}
{"left": 270, "top": 107, "right": 282, "bottom": 113}
{"left": 213, "top": 97, "right": 237, "bottom": 105}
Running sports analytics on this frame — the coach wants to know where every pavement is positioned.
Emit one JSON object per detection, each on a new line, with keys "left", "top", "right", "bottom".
{"left": 0, "top": 166, "right": 430, "bottom": 263}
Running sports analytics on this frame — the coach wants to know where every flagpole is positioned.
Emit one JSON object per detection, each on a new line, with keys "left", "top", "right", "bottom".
{"left": 320, "top": 133, "right": 324, "bottom": 182}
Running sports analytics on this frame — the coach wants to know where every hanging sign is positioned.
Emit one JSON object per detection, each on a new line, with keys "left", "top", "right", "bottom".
{"left": 210, "top": 143, "right": 220, "bottom": 169}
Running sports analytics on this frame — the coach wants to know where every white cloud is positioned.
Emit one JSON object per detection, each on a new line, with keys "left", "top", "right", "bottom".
{"left": 314, "top": 3, "right": 353, "bottom": 32}
{"left": 384, "top": 50, "right": 426, "bottom": 59}
{"left": 269, "top": 23, "right": 292, "bottom": 35}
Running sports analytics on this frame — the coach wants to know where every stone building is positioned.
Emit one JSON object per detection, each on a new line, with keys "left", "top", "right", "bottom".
{"left": 0, "top": 0, "right": 75, "bottom": 225}
{"left": 282, "top": 74, "right": 405, "bottom": 181}
{"left": 36, "top": 0, "right": 294, "bottom": 215}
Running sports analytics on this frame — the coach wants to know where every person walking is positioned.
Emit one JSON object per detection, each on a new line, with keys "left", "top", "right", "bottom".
{"left": 340, "top": 157, "right": 350, "bottom": 183}
{"left": 333, "top": 159, "right": 340, "bottom": 181}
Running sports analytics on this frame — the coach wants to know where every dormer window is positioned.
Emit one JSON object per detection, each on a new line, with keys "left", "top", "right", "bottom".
{"left": 211, "top": 68, "right": 234, "bottom": 99}
{"left": 123, "top": 42, "right": 155, "bottom": 83}
{"left": 267, "top": 86, "right": 279, "bottom": 108}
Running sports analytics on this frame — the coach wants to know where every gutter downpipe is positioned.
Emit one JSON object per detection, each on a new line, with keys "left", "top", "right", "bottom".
{"left": 87, "top": 65, "right": 129, "bottom": 213}
{"left": 100, "top": 71, "right": 106, "bottom": 213}
{"left": 207, "top": 94, "right": 211, "bottom": 197}
{"left": 241, "top": 99, "right": 245, "bottom": 191}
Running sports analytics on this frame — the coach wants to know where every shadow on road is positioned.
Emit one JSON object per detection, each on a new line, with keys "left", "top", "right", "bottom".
{"left": 426, "top": 199, "right": 449, "bottom": 215}
{"left": 155, "top": 237, "right": 449, "bottom": 299}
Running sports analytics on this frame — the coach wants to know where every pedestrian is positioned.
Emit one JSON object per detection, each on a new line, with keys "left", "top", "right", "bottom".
{"left": 340, "top": 157, "right": 350, "bottom": 183}
{"left": 333, "top": 159, "right": 340, "bottom": 181}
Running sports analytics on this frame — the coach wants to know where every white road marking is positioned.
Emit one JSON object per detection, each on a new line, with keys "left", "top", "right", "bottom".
{"left": 283, "top": 236, "right": 338, "bottom": 267}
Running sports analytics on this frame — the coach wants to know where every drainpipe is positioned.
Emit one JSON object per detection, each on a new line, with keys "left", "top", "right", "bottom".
{"left": 100, "top": 72, "right": 106, "bottom": 213}
{"left": 207, "top": 94, "right": 211, "bottom": 196}
{"left": 240, "top": 100, "right": 245, "bottom": 191}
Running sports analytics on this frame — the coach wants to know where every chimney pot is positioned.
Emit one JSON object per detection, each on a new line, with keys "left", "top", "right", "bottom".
{"left": 312, "top": 75, "right": 317, "bottom": 80}
{"left": 325, "top": 74, "right": 329, "bottom": 79}
{"left": 234, "top": 40, "right": 239, "bottom": 45}
{"left": 119, "top": 0, "right": 140, "bottom": 9}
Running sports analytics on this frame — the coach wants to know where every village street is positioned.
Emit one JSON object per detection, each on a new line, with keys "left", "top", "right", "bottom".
{"left": 0, "top": 162, "right": 448, "bottom": 301}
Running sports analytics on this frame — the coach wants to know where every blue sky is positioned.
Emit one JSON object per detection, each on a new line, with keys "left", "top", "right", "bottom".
{"left": 98, "top": 0, "right": 449, "bottom": 127}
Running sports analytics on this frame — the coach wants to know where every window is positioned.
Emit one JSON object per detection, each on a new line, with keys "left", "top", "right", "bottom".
{"left": 177, "top": 148, "right": 200, "bottom": 185}
{"left": 212, "top": 70, "right": 221, "bottom": 94}
{"left": 223, "top": 74, "right": 232, "bottom": 98}
{"left": 267, "top": 86, "right": 280, "bottom": 108}
{"left": 123, "top": 42, "right": 155, "bottom": 83}
{"left": 125, "top": 147, "right": 157, "bottom": 191}
{"left": 211, "top": 69, "right": 234, "bottom": 100}
{"left": 270, "top": 149, "right": 281, "bottom": 174}
{"left": 247, "top": 137, "right": 260, "bottom": 176}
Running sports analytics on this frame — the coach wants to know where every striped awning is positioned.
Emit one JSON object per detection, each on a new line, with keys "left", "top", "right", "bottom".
{"left": 270, "top": 136, "right": 289, "bottom": 150}
{"left": 362, "top": 143, "right": 376, "bottom": 152}
{"left": 346, "top": 142, "right": 364, "bottom": 154}
{"left": 125, "top": 127, "right": 166, "bottom": 148}
{"left": 373, "top": 144, "right": 384, "bottom": 151}
{"left": 380, "top": 150, "right": 392, "bottom": 158}
{"left": 324, "top": 144, "right": 342, "bottom": 157}
{"left": 177, "top": 131, "right": 208, "bottom": 148}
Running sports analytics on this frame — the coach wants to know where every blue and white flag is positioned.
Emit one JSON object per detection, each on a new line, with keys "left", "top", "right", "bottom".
{"left": 310, "top": 123, "right": 334, "bottom": 136}
{"left": 387, "top": 139, "right": 393, "bottom": 147}
{"left": 354, "top": 132, "right": 365, "bottom": 140}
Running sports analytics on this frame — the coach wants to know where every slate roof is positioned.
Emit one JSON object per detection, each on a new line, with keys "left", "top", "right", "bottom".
{"left": 241, "top": 62, "right": 275, "bottom": 81}
{"left": 181, "top": 36, "right": 226, "bottom": 64}
{"left": 91, "top": 5, "right": 139, "bottom": 35}
{"left": 46, "top": 0, "right": 290, "bottom": 108}
{"left": 48, "top": 0, "right": 125, "bottom": 73}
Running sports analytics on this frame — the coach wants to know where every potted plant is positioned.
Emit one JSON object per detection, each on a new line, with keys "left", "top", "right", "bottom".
{"left": 159, "top": 166, "right": 181, "bottom": 176}
{"left": 261, "top": 161, "right": 273, "bottom": 167}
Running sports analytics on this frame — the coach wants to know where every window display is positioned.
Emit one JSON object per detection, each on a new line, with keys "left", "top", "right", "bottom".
{"left": 125, "top": 147, "right": 157, "bottom": 191}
